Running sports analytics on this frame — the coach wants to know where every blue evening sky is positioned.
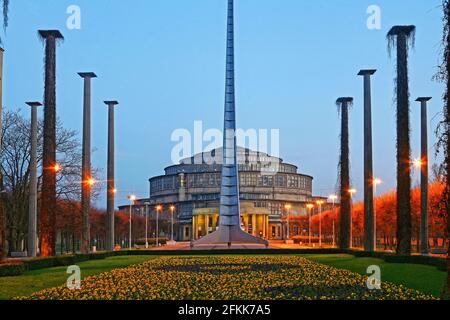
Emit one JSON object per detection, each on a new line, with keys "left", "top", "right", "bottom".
{"left": 2, "top": 0, "right": 444, "bottom": 208}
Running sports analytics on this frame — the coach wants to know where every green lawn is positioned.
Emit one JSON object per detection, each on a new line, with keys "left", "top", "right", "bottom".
{"left": 0, "top": 255, "right": 157, "bottom": 300}
{"left": 302, "top": 254, "right": 446, "bottom": 297}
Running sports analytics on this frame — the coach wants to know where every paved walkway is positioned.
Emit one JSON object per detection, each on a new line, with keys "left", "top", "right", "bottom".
{"left": 147, "top": 241, "right": 334, "bottom": 251}
{"left": 150, "top": 242, "right": 271, "bottom": 251}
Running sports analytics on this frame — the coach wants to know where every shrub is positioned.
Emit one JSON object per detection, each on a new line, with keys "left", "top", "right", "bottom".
{"left": 54, "top": 256, "right": 76, "bottom": 266}
{"left": 348, "top": 250, "right": 446, "bottom": 270}
{"left": 25, "top": 257, "right": 57, "bottom": 271}
{"left": 383, "top": 255, "right": 446, "bottom": 269}
{"left": 88, "top": 252, "right": 112, "bottom": 260}
{"left": 121, "top": 248, "right": 343, "bottom": 256}
{"left": 350, "top": 250, "right": 395, "bottom": 259}
{"left": 135, "top": 238, "right": 169, "bottom": 246}
{"left": 0, "top": 263, "right": 26, "bottom": 277}
{"left": 73, "top": 254, "right": 91, "bottom": 263}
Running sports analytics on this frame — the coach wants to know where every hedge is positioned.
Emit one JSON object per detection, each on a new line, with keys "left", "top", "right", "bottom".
{"left": 349, "top": 250, "right": 447, "bottom": 271}
{"left": 0, "top": 248, "right": 446, "bottom": 277}
{"left": 0, "top": 263, "right": 27, "bottom": 277}
{"left": 25, "top": 257, "right": 58, "bottom": 271}
{"left": 5, "top": 252, "right": 117, "bottom": 275}
{"left": 122, "top": 248, "right": 343, "bottom": 256}
{"left": 383, "top": 254, "right": 447, "bottom": 271}
{"left": 135, "top": 238, "right": 169, "bottom": 246}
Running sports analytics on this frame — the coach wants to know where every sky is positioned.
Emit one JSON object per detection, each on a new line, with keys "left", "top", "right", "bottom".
{"left": 2, "top": 0, "right": 445, "bottom": 209}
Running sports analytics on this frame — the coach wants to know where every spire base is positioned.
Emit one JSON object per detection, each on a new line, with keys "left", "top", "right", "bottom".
{"left": 193, "top": 225, "right": 269, "bottom": 247}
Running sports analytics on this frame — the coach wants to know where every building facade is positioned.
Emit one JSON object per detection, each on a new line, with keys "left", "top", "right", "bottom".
{"left": 119, "top": 148, "right": 327, "bottom": 241}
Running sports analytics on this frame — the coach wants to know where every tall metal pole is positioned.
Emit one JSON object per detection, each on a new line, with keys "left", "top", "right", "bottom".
{"left": 349, "top": 191, "right": 355, "bottom": 248}
{"left": 104, "top": 101, "right": 118, "bottom": 251}
{"left": 388, "top": 26, "right": 415, "bottom": 255}
{"left": 358, "top": 69, "right": 376, "bottom": 252}
{"left": 27, "top": 102, "right": 42, "bottom": 258}
{"left": 308, "top": 207, "right": 312, "bottom": 246}
{"left": 128, "top": 200, "right": 132, "bottom": 250}
{"left": 318, "top": 202, "right": 322, "bottom": 247}
{"left": 331, "top": 198, "right": 336, "bottom": 247}
{"left": 0, "top": 47, "right": 6, "bottom": 260}
{"left": 416, "top": 97, "right": 432, "bottom": 256}
{"left": 286, "top": 208, "right": 290, "bottom": 240}
{"left": 170, "top": 206, "right": 175, "bottom": 241}
{"left": 336, "top": 97, "right": 353, "bottom": 250}
{"left": 374, "top": 182, "right": 377, "bottom": 250}
{"left": 145, "top": 202, "right": 149, "bottom": 248}
{"left": 156, "top": 207, "right": 159, "bottom": 247}
{"left": 38, "top": 30, "right": 64, "bottom": 257}
{"left": 79, "top": 72, "right": 97, "bottom": 254}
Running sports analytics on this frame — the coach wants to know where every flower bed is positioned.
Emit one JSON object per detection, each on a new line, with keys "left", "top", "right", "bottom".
{"left": 21, "top": 256, "right": 436, "bottom": 300}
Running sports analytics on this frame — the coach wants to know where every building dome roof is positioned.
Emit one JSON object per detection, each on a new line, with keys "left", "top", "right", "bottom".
{"left": 164, "top": 147, "right": 299, "bottom": 175}
{"left": 180, "top": 147, "right": 283, "bottom": 165}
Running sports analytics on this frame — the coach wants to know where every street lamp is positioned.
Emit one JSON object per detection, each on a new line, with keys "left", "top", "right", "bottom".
{"left": 284, "top": 204, "right": 292, "bottom": 240}
{"left": 412, "top": 159, "right": 423, "bottom": 187}
{"left": 156, "top": 205, "right": 162, "bottom": 247}
{"left": 170, "top": 205, "right": 176, "bottom": 242}
{"left": 306, "top": 204, "right": 314, "bottom": 247}
{"left": 316, "top": 200, "right": 325, "bottom": 247}
{"left": 128, "top": 194, "right": 136, "bottom": 250}
{"left": 144, "top": 202, "right": 150, "bottom": 248}
{"left": 413, "top": 159, "right": 423, "bottom": 168}
{"left": 348, "top": 189, "right": 357, "bottom": 248}
{"left": 328, "top": 195, "right": 338, "bottom": 247}
{"left": 373, "top": 178, "right": 382, "bottom": 251}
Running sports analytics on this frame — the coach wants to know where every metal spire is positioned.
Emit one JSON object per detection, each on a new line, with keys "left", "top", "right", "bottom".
{"left": 220, "top": 0, "right": 239, "bottom": 227}
{"left": 194, "top": 0, "right": 268, "bottom": 247}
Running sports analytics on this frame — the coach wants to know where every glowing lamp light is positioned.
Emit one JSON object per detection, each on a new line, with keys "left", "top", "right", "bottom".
{"left": 329, "top": 195, "right": 338, "bottom": 201}
{"left": 128, "top": 194, "right": 137, "bottom": 202}
{"left": 413, "top": 159, "right": 423, "bottom": 168}
{"left": 87, "top": 178, "right": 96, "bottom": 186}
{"left": 316, "top": 200, "right": 325, "bottom": 205}
{"left": 285, "top": 204, "right": 292, "bottom": 210}
{"left": 111, "top": 188, "right": 117, "bottom": 194}
{"left": 170, "top": 205, "right": 176, "bottom": 211}
{"left": 373, "top": 178, "right": 382, "bottom": 186}
{"left": 53, "top": 164, "right": 61, "bottom": 172}
{"left": 156, "top": 205, "right": 163, "bottom": 211}
{"left": 306, "top": 204, "right": 314, "bottom": 209}
{"left": 348, "top": 189, "right": 357, "bottom": 195}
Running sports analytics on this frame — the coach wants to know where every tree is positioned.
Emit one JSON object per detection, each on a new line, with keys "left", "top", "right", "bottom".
{"left": 387, "top": 26, "right": 416, "bottom": 255}
{"left": 0, "top": 109, "right": 99, "bottom": 254}
{"left": 336, "top": 97, "right": 353, "bottom": 250}
{"left": 310, "top": 182, "right": 446, "bottom": 251}
{"left": 38, "top": 30, "right": 64, "bottom": 257}
{"left": 445, "top": 0, "right": 450, "bottom": 298}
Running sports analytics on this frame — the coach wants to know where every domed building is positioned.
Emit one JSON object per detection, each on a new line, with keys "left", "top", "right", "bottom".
{"left": 120, "top": 147, "right": 327, "bottom": 242}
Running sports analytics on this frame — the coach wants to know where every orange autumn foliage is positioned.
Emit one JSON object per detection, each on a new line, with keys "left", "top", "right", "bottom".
{"left": 310, "top": 182, "right": 447, "bottom": 248}
{"left": 55, "top": 200, "right": 146, "bottom": 245}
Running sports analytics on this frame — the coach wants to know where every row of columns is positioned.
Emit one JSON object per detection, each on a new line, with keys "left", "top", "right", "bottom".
{"left": 25, "top": 29, "right": 120, "bottom": 257}
{"left": 192, "top": 215, "right": 219, "bottom": 240}
{"left": 192, "top": 214, "right": 269, "bottom": 240}
{"left": 26, "top": 96, "right": 119, "bottom": 256}
{"left": 242, "top": 214, "right": 269, "bottom": 238}
{"left": 346, "top": 69, "right": 432, "bottom": 254}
